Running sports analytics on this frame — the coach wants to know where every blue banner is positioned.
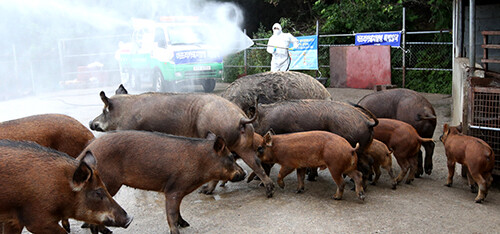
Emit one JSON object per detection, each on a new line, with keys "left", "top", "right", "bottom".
{"left": 173, "top": 50, "right": 223, "bottom": 64}
{"left": 289, "top": 35, "right": 318, "bottom": 70}
{"left": 355, "top": 32, "right": 401, "bottom": 47}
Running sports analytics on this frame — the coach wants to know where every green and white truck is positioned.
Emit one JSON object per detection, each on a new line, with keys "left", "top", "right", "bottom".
{"left": 116, "top": 17, "right": 223, "bottom": 92}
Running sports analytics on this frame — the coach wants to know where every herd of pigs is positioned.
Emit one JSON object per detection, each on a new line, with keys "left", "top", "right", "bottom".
{"left": 0, "top": 71, "right": 495, "bottom": 234}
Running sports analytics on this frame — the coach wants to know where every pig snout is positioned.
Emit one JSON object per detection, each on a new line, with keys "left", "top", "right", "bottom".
{"left": 103, "top": 208, "right": 133, "bottom": 228}
{"left": 230, "top": 165, "right": 246, "bottom": 182}
{"left": 89, "top": 120, "right": 104, "bottom": 132}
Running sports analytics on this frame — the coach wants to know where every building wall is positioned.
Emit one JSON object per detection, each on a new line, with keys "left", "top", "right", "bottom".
{"left": 464, "top": 3, "right": 500, "bottom": 72}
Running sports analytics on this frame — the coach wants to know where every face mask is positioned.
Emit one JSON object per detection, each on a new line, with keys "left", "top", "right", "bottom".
{"left": 273, "top": 29, "right": 281, "bottom": 36}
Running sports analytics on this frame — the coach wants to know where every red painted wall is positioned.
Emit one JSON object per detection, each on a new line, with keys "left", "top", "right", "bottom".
{"left": 329, "top": 46, "right": 391, "bottom": 89}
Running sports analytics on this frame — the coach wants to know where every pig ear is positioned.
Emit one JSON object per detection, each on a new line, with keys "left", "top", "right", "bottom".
{"left": 71, "top": 151, "right": 96, "bottom": 191}
{"left": 100, "top": 91, "right": 110, "bottom": 107}
{"left": 213, "top": 136, "right": 226, "bottom": 153}
{"left": 115, "top": 84, "right": 128, "bottom": 95}
{"left": 205, "top": 131, "right": 217, "bottom": 140}
{"left": 263, "top": 132, "right": 273, "bottom": 147}
{"left": 443, "top": 123, "right": 449, "bottom": 133}
{"left": 268, "top": 128, "right": 276, "bottom": 135}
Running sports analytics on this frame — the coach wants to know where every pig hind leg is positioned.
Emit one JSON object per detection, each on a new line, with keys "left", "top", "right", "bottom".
{"left": 296, "top": 168, "right": 307, "bottom": 193}
{"left": 328, "top": 169, "right": 346, "bottom": 200}
{"left": 345, "top": 170, "right": 365, "bottom": 201}
{"left": 465, "top": 169, "right": 478, "bottom": 193}
{"left": 393, "top": 156, "right": 410, "bottom": 189}
{"left": 405, "top": 155, "right": 418, "bottom": 184}
{"left": 370, "top": 163, "right": 381, "bottom": 185}
{"left": 469, "top": 172, "right": 488, "bottom": 203}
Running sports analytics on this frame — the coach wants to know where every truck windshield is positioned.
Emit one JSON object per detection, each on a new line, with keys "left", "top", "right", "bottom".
{"left": 166, "top": 25, "right": 206, "bottom": 45}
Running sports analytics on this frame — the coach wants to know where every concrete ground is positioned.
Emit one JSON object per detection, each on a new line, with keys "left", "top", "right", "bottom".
{"left": 3, "top": 82, "right": 498, "bottom": 234}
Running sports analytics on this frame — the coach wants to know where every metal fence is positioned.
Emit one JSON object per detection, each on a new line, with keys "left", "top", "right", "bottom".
{"left": 224, "top": 30, "right": 452, "bottom": 90}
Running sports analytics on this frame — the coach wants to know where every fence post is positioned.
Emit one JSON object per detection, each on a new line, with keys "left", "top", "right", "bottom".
{"left": 58, "top": 39, "right": 65, "bottom": 82}
{"left": 402, "top": 7, "right": 406, "bottom": 88}
{"left": 243, "top": 29, "right": 248, "bottom": 75}
{"left": 12, "top": 44, "right": 19, "bottom": 81}
{"left": 468, "top": 0, "right": 476, "bottom": 76}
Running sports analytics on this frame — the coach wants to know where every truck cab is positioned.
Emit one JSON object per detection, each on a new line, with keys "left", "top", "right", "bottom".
{"left": 116, "top": 17, "right": 223, "bottom": 92}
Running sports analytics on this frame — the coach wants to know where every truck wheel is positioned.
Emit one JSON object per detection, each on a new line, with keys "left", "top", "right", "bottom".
{"left": 202, "top": 79, "right": 216, "bottom": 93}
{"left": 153, "top": 69, "right": 165, "bottom": 92}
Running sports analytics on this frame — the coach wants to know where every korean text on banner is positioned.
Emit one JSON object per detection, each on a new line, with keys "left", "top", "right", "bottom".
{"left": 289, "top": 35, "right": 318, "bottom": 70}
{"left": 355, "top": 32, "right": 401, "bottom": 47}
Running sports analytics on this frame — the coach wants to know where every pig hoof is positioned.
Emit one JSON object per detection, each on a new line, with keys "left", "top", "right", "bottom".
{"left": 333, "top": 196, "right": 342, "bottom": 200}
{"left": 370, "top": 181, "right": 377, "bottom": 186}
{"left": 391, "top": 183, "right": 397, "bottom": 190}
{"left": 199, "top": 186, "right": 214, "bottom": 195}
{"left": 307, "top": 175, "right": 317, "bottom": 181}
{"left": 405, "top": 179, "right": 413, "bottom": 184}
{"left": 474, "top": 198, "right": 484, "bottom": 203}
{"left": 444, "top": 183, "right": 452, "bottom": 187}
{"left": 178, "top": 219, "right": 190, "bottom": 228}
{"left": 296, "top": 188, "right": 304, "bottom": 194}
{"left": 265, "top": 183, "right": 275, "bottom": 198}
{"left": 358, "top": 193, "right": 365, "bottom": 201}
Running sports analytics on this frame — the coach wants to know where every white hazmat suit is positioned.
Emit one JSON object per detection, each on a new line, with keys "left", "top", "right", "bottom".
{"left": 266, "top": 23, "right": 299, "bottom": 72}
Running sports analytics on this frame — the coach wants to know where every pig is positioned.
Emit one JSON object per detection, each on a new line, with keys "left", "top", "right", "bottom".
{"left": 256, "top": 131, "right": 365, "bottom": 201}
{"left": 0, "top": 140, "right": 132, "bottom": 234}
{"left": 440, "top": 124, "right": 494, "bottom": 203}
{"left": 0, "top": 113, "right": 95, "bottom": 157}
{"left": 0, "top": 114, "right": 95, "bottom": 232}
{"left": 373, "top": 118, "right": 434, "bottom": 189}
{"left": 77, "top": 130, "right": 246, "bottom": 234}
{"left": 221, "top": 71, "right": 331, "bottom": 116}
{"left": 89, "top": 85, "right": 274, "bottom": 197}
{"left": 357, "top": 88, "right": 437, "bottom": 177}
{"left": 364, "top": 139, "right": 395, "bottom": 186}
{"left": 248, "top": 100, "right": 378, "bottom": 184}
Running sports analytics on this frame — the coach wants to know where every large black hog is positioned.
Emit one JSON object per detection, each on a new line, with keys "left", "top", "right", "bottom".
{"left": 357, "top": 88, "right": 437, "bottom": 176}
{"left": 249, "top": 100, "right": 378, "bottom": 184}
{"left": 0, "top": 114, "right": 94, "bottom": 158}
{"left": 0, "top": 140, "right": 132, "bottom": 234}
{"left": 77, "top": 130, "right": 246, "bottom": 234}
{"left": 89, "top": 85, "right": 274, "bottom": 197}
{"left": 221, "top": 71, "right": 331, "bottom": 116}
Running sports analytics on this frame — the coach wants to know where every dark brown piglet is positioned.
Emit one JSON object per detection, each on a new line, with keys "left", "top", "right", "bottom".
{"left": 0, "top": 140, "right": 132, "bottom": 234}
{"left": 77, "top": 130, "right": 246, "bottom": 234}
{"left": 440, "top": 124, "right": 494, "bottom": 203}
{"left": 256, "top": 131, "right": 365, "bottom": 201}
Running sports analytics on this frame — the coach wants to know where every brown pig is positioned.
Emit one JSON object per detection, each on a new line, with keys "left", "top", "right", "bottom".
{"left": 0, "top": 114, "right": 95, "bottom": 232}
{"left": 256, "top": 130, "right": 365, "bottom": 201}
{"left": 373, "top": 118, "right": 433, "bottom": 189}
{"left": 77, "top": 130, "right": 246, "bottom": 234}
{"left": 0, "top": 113, "right": 95, "bottom": 157}
{"left": 89, "top": 85, "right": 274, "bottom": 198}
{"left": 0, "top": 140, "right": 132, "bottom": 234}
{"left": 364, "top": 139, "right": 395, "bottom": 186}
{"left": 440, "top": 124, "right": 494, "bottom": 203}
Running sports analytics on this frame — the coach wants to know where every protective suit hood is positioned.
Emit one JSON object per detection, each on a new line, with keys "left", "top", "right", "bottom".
{"left": 272, "top": 23, "right": 282, "bottom": 36}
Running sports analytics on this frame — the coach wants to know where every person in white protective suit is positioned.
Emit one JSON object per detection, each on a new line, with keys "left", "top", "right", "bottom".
{"left": 266, "top": 23, "right": 299, "bottom": 71}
